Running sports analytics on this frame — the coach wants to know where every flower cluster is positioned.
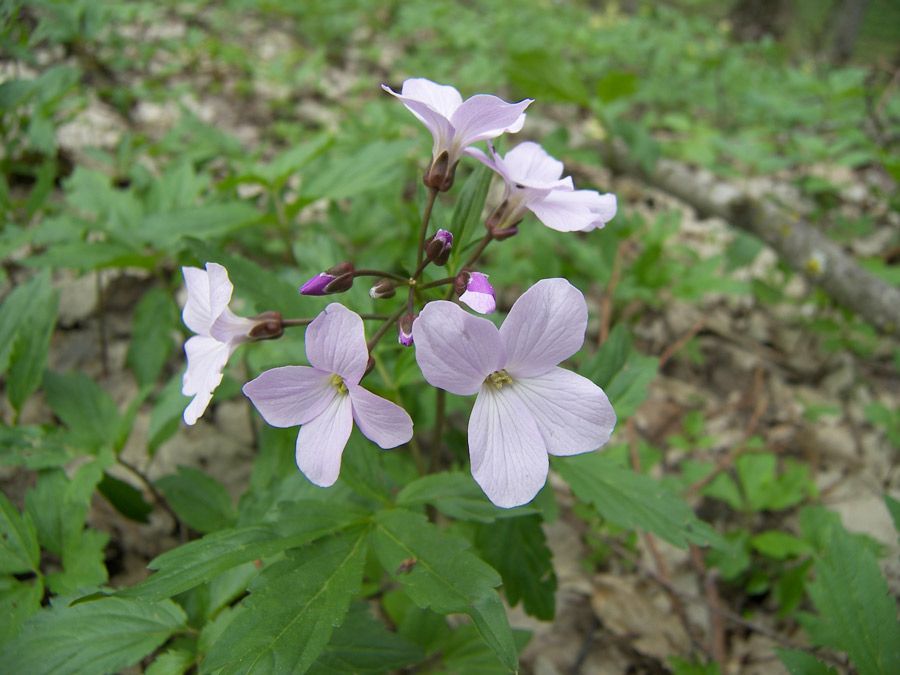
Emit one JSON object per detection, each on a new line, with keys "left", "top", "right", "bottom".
{"left": 179, "top": 78, "right": 618, "bottom": 508}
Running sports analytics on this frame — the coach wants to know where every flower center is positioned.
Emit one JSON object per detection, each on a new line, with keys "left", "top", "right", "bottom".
{"left": 486, "top": 369, "right": 512, "bottom": 389}
{"left": 331, "top": 373, "right": 348, "bottom": 395}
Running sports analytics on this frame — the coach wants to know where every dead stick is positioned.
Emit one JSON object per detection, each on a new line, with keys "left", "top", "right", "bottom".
{"left": 658, "top": 316, "right": 707, "bottom": 369}
{"left": 684, "top": 396, "right": 768, "bottom": 497}
{"left": 626, "top": 420, "right": 709, "bottom": 657}
{"left": 691, "top": 543, "right": 727, "bottom": 670}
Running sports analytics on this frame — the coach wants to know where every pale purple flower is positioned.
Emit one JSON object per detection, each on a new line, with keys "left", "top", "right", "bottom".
{"left": 413, "top": 278, "right": 616, "bottom": 508}
{"left": 382, "top": 78, "right": 532, "bottom": 191}
{"left": 182, "top": 263, "right": 257, "bottom": 425}
{"left": 243, "top": 303, "right": 413, "bottom": 487}
{"left": 467, "top": 141, "right": 617, "bottom": 232}
{"left": 456, "top": 270, "right": 496, "bottom": 314}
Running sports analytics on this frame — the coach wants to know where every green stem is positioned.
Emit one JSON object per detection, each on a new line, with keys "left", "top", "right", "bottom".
{"left": 353, "top": 269, "right": 408, "bottom": 283}
{"left": 420, "top": 277, "right": 456, "bottom": 290}
{"left": 416, "top": 186, "right": 440, "bottom": 268}
{"left": 463, "top": 231, "right": 493, "bottom": 268}
{"left": 366, "top": 306, "right": 406, "bottom": 353}
{"left": 271, "top": 189, "right": 299, "bottom": 267}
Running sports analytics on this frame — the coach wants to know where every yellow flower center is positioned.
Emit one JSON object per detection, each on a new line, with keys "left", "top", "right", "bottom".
{"left": 331, "top": 373, "right": 348, "bottom": 395}
{"left": 486, "top": 370, "right": 512, "bottom": 389}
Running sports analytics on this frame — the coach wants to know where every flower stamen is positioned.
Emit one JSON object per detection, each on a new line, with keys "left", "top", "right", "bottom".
{"left": 487, "top": 369, "right": 512, "bottom": 389}
{"left": 331, "top": 373, "right": 348, "bottom": 395}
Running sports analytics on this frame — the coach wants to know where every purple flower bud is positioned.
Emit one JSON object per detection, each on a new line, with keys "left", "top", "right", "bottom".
{"left": 423, "top": 151, "right": 459, "bottom": 192}
{"left": 247, "top": 311, "right": 284, "bottom": 340}
{"left": 369, "top": 279, "right": 397, "bottom": 299}
{"left": 398, "top": 313, "right": 417, "bottom": 347}
{"left": 300, "top": 262, "right": 355, "bottom": 296}
{"left": 424, "top": 229, "right": 453, "bottom": 266}
{"left": 456, "top": 269, "right": 496, "bottom": 314}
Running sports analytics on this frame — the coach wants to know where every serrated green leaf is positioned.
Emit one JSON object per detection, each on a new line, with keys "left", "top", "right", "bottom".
{"left": 0, "top": 597, "right": 186, "bottom": 674}
{"left": 127, "top": 287, "right": 177, "bottom": 387}
{"left": 22, "top": 240, "right": 157, "bottom": 271}
{"left": 397, "top": 472, "right": 535, "bottom": 523}
{"left": 141, "top": 202, "right": 261, "bottom": 248}
{"left": 584, "top": 324, "right": 632, "bottom": 389}
{"left": 441, "top": 624, "right": 531, "bottom": 675}
{"left": 45, "top": 528, "right": 110, "bottom": 596}
{"left": 556, "top": 454, "right": 723, "bottom": 550}
{"left": 201, "top": 529, "right": 368, "bottom": 675}
{"left": 0, "top": 577, "right": 42, "bottom": 645}
{"left": 750, "top": 531, "right": 813, "bottom": 560}
{"left": 798, "top": 522, "right": 900, "bottom": 675}
{"left": 300, "top": 140, "right": 414, "bottom": 201}
{"left": 0, "top": 492, "right": 39, "bottom": 575}
{"left": 475, "top": 515, "right": 556, "bottom": 621}
{"left": 146, "top": 648, "right": 195, "bottom": 675}
{"left": 42, "top": 370, "right": 120, "bottom": 452}
{"left": 603, "top": 350, "right": 658, "bottom": 419}
{"left": 98, "top": 473, "right": 153, "bottom": 523}
{"left": 25, "top": 469, "right": 88, "bottom": 555}
{"left": 155, "top": 466, "right": 236, "bottom": 534}
{"left": 370, "top": 509, "right": 517, "bottom": 672}
{"left": 6, "top": 270, "right": 57, "bottom": 413}
{"left": 118, "top": 500, "right": 369, "bottom": 602}
{"left": 775, "top": 648, "right": 838, "bottom": 674}
{"left": 0, "top": 426, "right": 72, "bottom": 470}
{"left": 307, "top": 601, "right": 423, "bottom": 675}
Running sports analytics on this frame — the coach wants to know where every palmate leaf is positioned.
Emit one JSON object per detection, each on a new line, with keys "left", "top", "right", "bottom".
{"left": 201, "top": 528, "right": 368, "bottom": 675}
{"left": 116, "top": 500, "right": 370, "bottom": 602}
{"left": 370, "top": 509, "right": 518, "bottom": 673}
{"left": 798, "top": 521, "right": 900, "bottom": 675}
{"left": 475, "top": 515, "right": 557, "bottom": 621}
{"left": 0, "top": 597, "right": 186, "bottom": 675}
{"left": 555, "top": 454, "right": 724, "bottom": 550}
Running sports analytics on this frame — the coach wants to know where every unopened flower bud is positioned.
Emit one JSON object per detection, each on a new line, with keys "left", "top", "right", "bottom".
{"left": 300, "top": 261, "right": 355, "bottom": 296}
{"left": 486, "top": 199, "right": 524, "bottom": 238}
{"left": 398, "top": 313, "right": 417, "bottom": 347}
{"left": 424, "top": 229, "right": 453, "bottom": 266}
{"left": 247, "top": 311, "right": 284, "bottom": 340}
{"left": 423, "top": 150, "right": 459, "bottom": 192}
{"left": 455, "top": 269, "right": 496, "bottom": 314}
{"left": 369, "top": 279, "right": 397, "bottom": 299}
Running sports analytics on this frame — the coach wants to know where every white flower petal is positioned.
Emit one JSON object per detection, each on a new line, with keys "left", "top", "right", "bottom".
{"left": 296, "top": 394, "right": 354, "bottom": 487}
{"left": 242, "top": 365, "right": 336, "bottom": 428}
{"left": 210, "top": 306, "right": 255, "bottom": 344}
{"left": 182, "top": 336, "right": 233, "bottom": 425}
{"left": 348, "top": 385, "right": 413, "bottom": 449}
{"left": 468, "top": 386, "right": 549, "bottom": 508}
{"left": 205, "top": 262, "right": 234, "bottom": 321}
{"left": 511, "top": 368, "right": 616, "bottom": 456}
{"left": 527, "top": 189, "right": 602, "bottom": 232}
{"left": 413, "top": 300, "right": 506, "bottom": 396}
{"left": 305, "top": 303, "right": 368, "bottom": 384}
{"left": 452, "top": 94, "right": 532, "bottom": 146}
{"left": 182, "top": 266, "right": 213, "bottom": 336}
{"left": 500, "top": 278, "right": 588, "bottom": 378}
{"left": 398, "top": 78, "right": 463, "bottom": 118}
{"left": 501, "top": 142, "right": 565, "bottom": 187}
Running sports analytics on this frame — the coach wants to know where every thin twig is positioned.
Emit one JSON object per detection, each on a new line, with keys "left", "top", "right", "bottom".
{"left": 416, "top": 187, "right": 440, "bottom": 268}
{"left": 683, "top": 395, "right": 768, "bottom": 497}
{"left": 117, "top": 456, "right": 180, "bottom": 530}
{"left": 366, "top": 306, "right": 406, "bottom": 353}
{"left": 462, "top": 231, "right": 493, "bottom": 269}
{"left": 690, "top": 543, "right": 727, "bottom": 670}
{"left": 601, "top": 536, "right": 845, "bottom": 668}
{"left": 271, "top": 190, "right": 299, "bottom": 267}
{"left": 599, "top": 248, "right": 622, "bottom": 347}
{"left": 626, "top": 420, "right": 707, "bottom": 658}
{"left": 658, "top": 316, "right": 707, "bottom": 369}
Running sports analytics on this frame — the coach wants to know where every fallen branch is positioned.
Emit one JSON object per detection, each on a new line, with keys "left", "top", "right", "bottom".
{"left": 594, "top": 140, "right": 900, "bottom": 335}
